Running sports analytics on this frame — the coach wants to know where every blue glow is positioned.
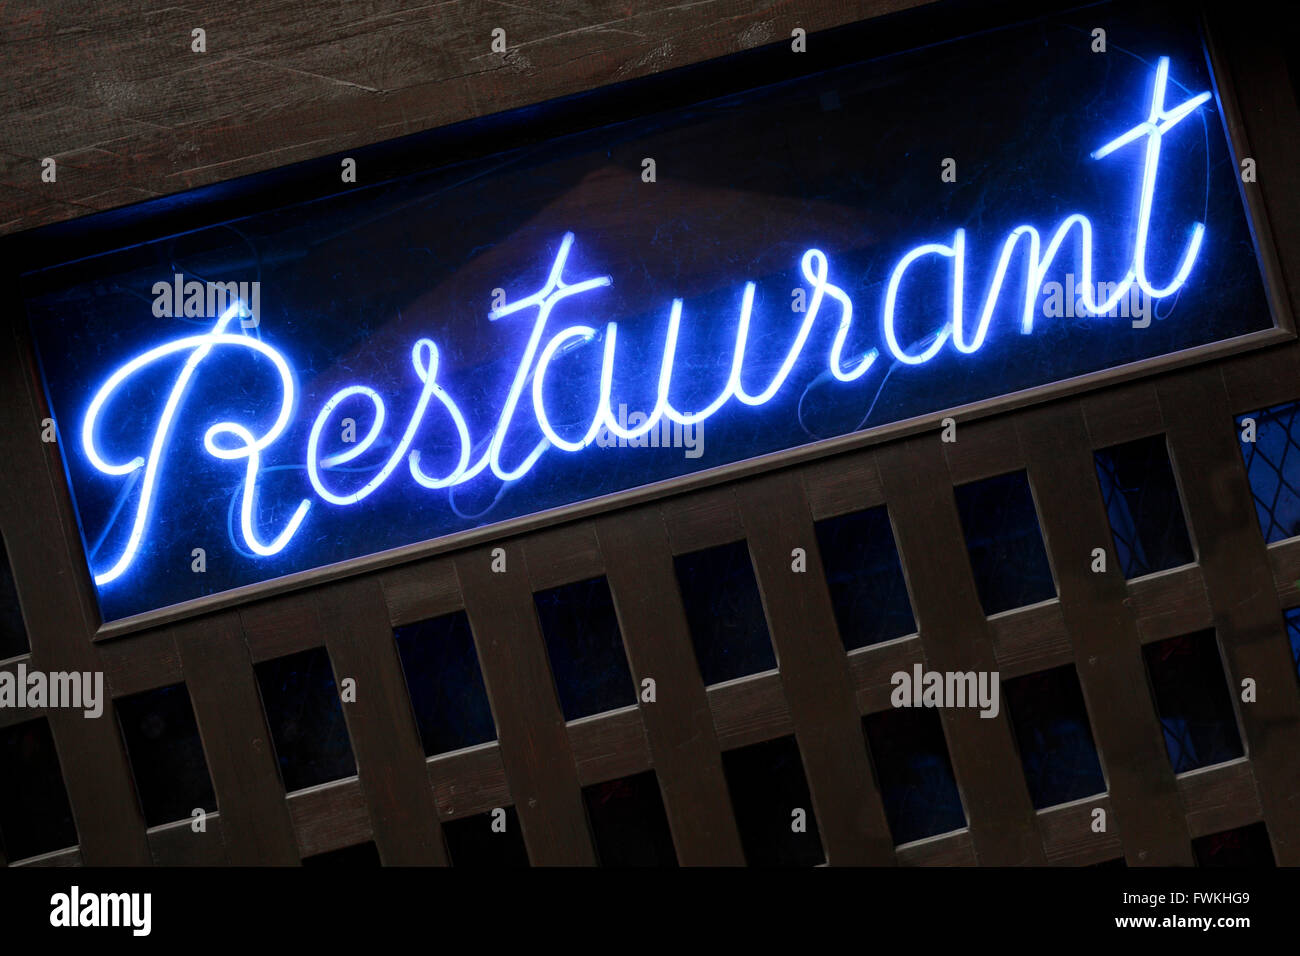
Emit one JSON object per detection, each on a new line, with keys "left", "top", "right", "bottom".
{"left": 481, "top": 231, "right": 613, "bottom": 480}
{"left": 802, "top": 249, "right": 878, "bottom": 382}
{"left": 532, "top": 324, "right": 603, "bottom": 451}
{"left": 1091, "top": 56, "right": 1210, "bottom": 298}
{"left": 883, "top": 236, "right": 960, "bottom": 364}
{"left": 597, "top": 314, "right": 679, "bottom": 440}
{"left": 883, "top": 57, "right": 1210, "bottom": 365}
{"left": 307, "top": 338, "right": 473, "bottom": 504}
{"left": 82, "top": 304, "right": 309, "bottom": 584}
{"left": 75, "top": 56, "right": 1216, "bottom": 590}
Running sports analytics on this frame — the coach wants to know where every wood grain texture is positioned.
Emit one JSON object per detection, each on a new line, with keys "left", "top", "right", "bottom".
{"left": 428, "top": 742, "right": 511, "bottom": 820}
{"left": 1038, "top": 797, "right": 1122, "bottom": 866}
{"left": 595, "top": 506, "right": 746, "bottom": 865}
{"left": 380, "top": 556, "right": 463, "bottom": 628}
{"left": 895, "top": 829, "right": 976, "bottom": 866}
{"left": 1019, "top": 403, "right": 1193, "bottom": 866}
{"left": 1126, "top": 566, "right": 1214, "bottom": 644}
{"left": 942, "top": 416, "right": 1023, "bottom": 485}
{"left": 1268, "top": 538, "right": 1300, "bottom": 610}
{"left": 1178, "top": 759, "right": 1263, "bottom": 840}
{"left": 148, "top": 814, "right": 229, "bottom": 866}
{"left": 1080, "top": 381, "right": 1164, "bottom": 450}
{"left": 738, "top": 471, "right": 894, "bottom": 865}
{"left": 1158, "top": 370, "right": 1300, "bottom": 864}
{"left": 522, "top": 523, "right": 604, "bottom": 592}
{"left": 988, "top": 602, "right": 1072, "bottom": 678}
{"left": 241, "top": 591, "right": 328, "bottom": 664}
{"left": 99, "top": 628, "right": 183, "bottom": 698}
{"left": 709, "top": 670, "right": 792, "bottom": 749}
{"left": 453, "top": 546, "right": 596, "bottom": 864}
{"left": 0, "top": 656, "right": 41, "bottom": 731}
{"left": 568, "top": 706, "right": 651, "bottom": 786}
{"left": 802, "top": 448, "right": 884, "bottom": 520}
{"left": 876, "top": 437, "right": 1047, "bottom": 866}
{"left": 847, "top": 635, "right": 923, "bottom": 716}
{"left": 317, "top": 575, "right": 450, "bottom": 864}
{"left": 288, "top": 777, "right": 373, "bottom": 857}
{"left": 662, "top": 485, "right": 744, "bottom": 555}
{"left": 176, "top": 610, "right": 301, "bottom": 865}
{"left": 0, "top": 319, "right": 152, "bottom": 865}
{"left": 0, "top": 0, "right": 938, "bottom": 236}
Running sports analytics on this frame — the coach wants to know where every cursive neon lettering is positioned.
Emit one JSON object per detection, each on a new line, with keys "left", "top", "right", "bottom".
{"left": 80, "top": 57, "right": 1211, "bottom": 587}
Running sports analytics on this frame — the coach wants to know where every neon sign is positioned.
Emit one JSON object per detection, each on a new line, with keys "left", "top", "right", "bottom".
{"left": 18, "top": 9, "right": 1277, "bottom": 623}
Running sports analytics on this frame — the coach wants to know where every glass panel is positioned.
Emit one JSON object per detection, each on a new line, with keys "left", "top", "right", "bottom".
{"left": 1142, "top": 630, "right": 1244, "bottom": 774}
{"left": 721, "top": 735, "right": 823, "bottom": 867}
{"left": 442, "top": 806, "right": 530, "bottom": 867}
{"left": 394, "top": 610, "right": 496, "bottom": 756}
{"left": 1236, "top": 401, "right": 1300, "bottom": 543}
{"left": 954, "top": 471, "right": 1055, "bottom": 615}
{"left": 255, "top": 647, "right": 357, "bottom": 792}
{"left": 116, "top": 683, "right": 217, "bottom": 828}
{"left": 582, "top": 771, "right": 678, "bottom": 867}
{"left": 1282, "top": 607, "right": 1300, "bottom": 687}
{"left": 0, "top": 718, "right": 78, "bottom": 861}
{"left": 862, "top": 707, "right": 966, "bottom": 845}
{"left": 675, "top": 540, "right": 775, "bottom": 686}
{"left": 814, "top": 506, "right": 915, "bottom": 650}
{"left": 534, "top": 577, "right": 636, "bottom": 721}
{"left": 0, "top": 537, "right": 27, "bottom": 661}
{"left": 1193, "top": 822, "right": 1275, "bottom": 867}
{"left": 1003, "top": 665, "right": 1106, "bottom": 809}
{"left": 1094, "top": 434, "right": 1194, "bottom": 577}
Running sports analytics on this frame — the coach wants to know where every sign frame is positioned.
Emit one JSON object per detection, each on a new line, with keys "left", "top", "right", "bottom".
{"left": 1, "top": 0, "right": 1293, "bottom": 641}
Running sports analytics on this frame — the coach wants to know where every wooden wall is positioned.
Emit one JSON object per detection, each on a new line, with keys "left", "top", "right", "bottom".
{"left": 1, "top": 0, "right": 933, "bottom": 236}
